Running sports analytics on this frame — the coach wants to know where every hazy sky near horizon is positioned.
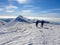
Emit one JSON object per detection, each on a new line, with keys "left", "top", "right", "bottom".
{"left": 0, "top": 0, "right": 60, "bottom": 18}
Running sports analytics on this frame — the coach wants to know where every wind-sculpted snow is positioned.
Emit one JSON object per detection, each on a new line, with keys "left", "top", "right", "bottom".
{"left": 0, "top": 23, "right": 60, "bottom": 45}
{"left": 0, "top": 20, "right": 7, "bottom": 27}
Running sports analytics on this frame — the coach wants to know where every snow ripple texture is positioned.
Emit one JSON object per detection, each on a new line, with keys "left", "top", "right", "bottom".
{"left": 0, "top": 23, "right": 60, "bottom": 45}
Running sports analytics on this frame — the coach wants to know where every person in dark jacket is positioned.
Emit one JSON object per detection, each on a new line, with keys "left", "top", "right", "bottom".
{"left": 36, "top": 20, "right": 44, "bottom": 28}
{"left": 41, "top": 20, "right": 44, "bottom": 28}
{"left": 36, "top": 20, "right": 39, "bottom": 27}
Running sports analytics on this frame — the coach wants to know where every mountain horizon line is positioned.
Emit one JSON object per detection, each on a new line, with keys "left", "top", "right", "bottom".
{"left": 0, "top": 15, "right": 60, "bottom": 22}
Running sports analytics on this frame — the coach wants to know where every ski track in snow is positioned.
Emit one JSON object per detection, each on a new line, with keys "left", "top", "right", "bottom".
{"left": 0, "top": 23, "right": 60, "bottom": 45}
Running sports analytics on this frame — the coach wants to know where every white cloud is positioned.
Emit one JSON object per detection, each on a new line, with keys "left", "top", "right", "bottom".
{"left": 21, "top": 10, "right": 32, "bottom": 13}
{"left": 0, "top": 8, "right": 4, "bottom": 11}
{"left": 17, "top": 0, "right": 30, "bottom": 4}
{"left": 19, "top": 9, "right": 35, "bottom": 16}
{"left": 0, "top": 16, "right": 17, "bottom": 18}
{"left": 4, "top": 5, "right": 18, "bottom": 12}
{"left": 5, "top": 5, "right": 18, "bottom": 9}
{"left": 6, "top": 10, "right": 15, "bottom": 12}
{"left": 8, "top": 0, "right": 29, "bottom": 4}
{"left": 0, "top": 5, "right": 18, "bottom": 12}
{"left": 23, "top": 5, "right": 40, "bottom": 10}
{"left": 20, "top": 10, "right": 33, "bottom": 15}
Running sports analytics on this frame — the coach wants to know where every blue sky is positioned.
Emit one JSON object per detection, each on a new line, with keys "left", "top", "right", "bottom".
{"left": 0, "top": 0, "right": 60, "bottom": 18}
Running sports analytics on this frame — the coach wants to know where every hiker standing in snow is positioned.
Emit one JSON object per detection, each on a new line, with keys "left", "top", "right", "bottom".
{"left": 36, "top": 20, "right": 39, "bottom": 27}
{"left": 41, "top": 20, "right": 44, "bottom": 28}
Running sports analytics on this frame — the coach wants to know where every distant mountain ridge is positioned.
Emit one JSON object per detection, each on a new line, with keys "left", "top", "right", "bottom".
{"left": 0, "top": 18, "right": 13, "bottom": 22}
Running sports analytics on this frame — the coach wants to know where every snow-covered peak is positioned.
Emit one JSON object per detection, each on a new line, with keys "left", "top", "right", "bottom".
{"left": 5, "top": 15, "right": 32, "bottom": 27}
{"left": 16, "top": 15, "right": 23, "bottom": 19}
{"left": 15, "top": 15, "right": 32, "bottom": 23}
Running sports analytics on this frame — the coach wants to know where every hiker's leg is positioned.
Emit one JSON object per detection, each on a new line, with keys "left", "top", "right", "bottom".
{"left": 41, "top": 23, "right": 43, "bottom": 28}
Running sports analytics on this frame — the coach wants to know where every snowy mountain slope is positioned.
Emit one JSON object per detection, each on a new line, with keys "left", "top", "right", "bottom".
{"left": 0, "top": 20, "right": 7, "bottom": 27}
{"left": 0, "top": 23, "right": 60, "bottom": 45}
{"left": 0, "top": 18, "right": 13, "bottom": 22}
{"left": 5, "top": 15, "right": 32, "bottom": 27}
